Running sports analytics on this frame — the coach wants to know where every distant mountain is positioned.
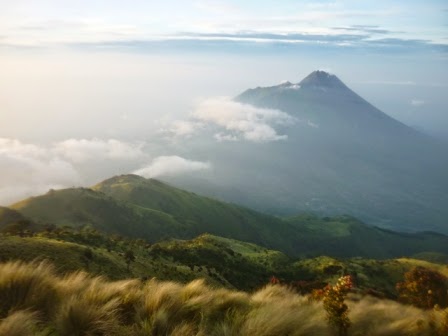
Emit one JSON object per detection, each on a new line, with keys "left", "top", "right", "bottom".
{"left": 8, "top": 174, "right": 448, "bottom": 258}
{"left": 237, "top": 70, "right": 422, "bottom": 139}
{"left": 167, "top": 70, "right": 448, "bottom": 233}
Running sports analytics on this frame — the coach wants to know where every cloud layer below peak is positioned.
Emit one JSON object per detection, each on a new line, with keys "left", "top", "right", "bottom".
{"left": 133, "top": 156, "right": 211, "bottom": 179}
{"left": 165, "top": 97, "right": 296, "bottom": 143}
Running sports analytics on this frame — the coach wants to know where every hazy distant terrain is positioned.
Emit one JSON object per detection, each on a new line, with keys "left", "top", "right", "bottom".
{"left": 165, "top": 71, "right": 448, "bottom": 233}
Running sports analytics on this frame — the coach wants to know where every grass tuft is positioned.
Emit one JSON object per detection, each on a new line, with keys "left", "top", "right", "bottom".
{"left": 0, "top": 260, "right": 446, "bottom": 335}
{"left": 0, "top": 261, "right": 59, "bottom": 319}
{"left": 0, "top": 310, "right": 39, "bottom": 336}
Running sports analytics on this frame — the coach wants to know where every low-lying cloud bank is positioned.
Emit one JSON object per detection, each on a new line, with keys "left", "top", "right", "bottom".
{"left": 53, "top": 138, "right": 145, "bottom": 163}
{"left": 133, "top": 156, "right": 211, "bottom": 179}
{"left": 165, "top": 97, "right": 296, "bottom": 143}
{"left": 0, "top": 138, "right": 206, "bottom": 205}
{"left": 0, "top": 138, "right": 82, "bottom": 205}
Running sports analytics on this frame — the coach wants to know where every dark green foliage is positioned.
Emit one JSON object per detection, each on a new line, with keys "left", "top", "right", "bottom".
{"left": 82, "top": 248, "right": 94, "bottom": 270}
{"left": 124, "top": 250, "right": 135, "bottom": 271}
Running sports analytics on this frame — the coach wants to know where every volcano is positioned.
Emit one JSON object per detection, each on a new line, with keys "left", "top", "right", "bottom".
{"left": 166, "top": 71, "right": 448, "bottom": 233}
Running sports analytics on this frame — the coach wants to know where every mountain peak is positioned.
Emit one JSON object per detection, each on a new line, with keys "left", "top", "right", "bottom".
{"left": 299, "top": 70, "right": 348, "bottom": 89}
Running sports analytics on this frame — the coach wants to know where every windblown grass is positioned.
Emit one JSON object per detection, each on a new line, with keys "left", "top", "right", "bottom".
{"left": 0, "top": 310, "right": 40, "bottom": 336}
{"left": 0, "top": 260, "right": 446, "bottom": 335}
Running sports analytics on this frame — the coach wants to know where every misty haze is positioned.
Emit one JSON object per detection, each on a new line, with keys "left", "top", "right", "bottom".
{"left": 1, "top": 1, "right": 448, "bottom": 335}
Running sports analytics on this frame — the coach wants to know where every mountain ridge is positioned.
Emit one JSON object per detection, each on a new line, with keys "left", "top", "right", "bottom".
{"left": 6, "top": 174, "right": 448, "bottom": 258}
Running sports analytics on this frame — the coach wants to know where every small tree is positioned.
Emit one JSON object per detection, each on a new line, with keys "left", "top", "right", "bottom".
{"left": 124, "top": 250, "right": 135, "bottom": 272}
{"left": 396, "top": 266, "right": 448, "bottom": 309}
{"left": 321, "top": 275, "right": 353, "bottom": 336}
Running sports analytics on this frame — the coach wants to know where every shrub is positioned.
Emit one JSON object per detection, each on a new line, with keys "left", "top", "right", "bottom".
{"left": 319, "top": 275, "right": 353, "bottom": 336}
{"left": 396, "top": 266, "right": 448, "bottom": 309}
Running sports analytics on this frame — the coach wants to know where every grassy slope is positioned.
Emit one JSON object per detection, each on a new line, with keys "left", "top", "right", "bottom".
{"left": 1, "top": 231, "right": 447, "bottom": 297}
{"left": 0, "top": 234, "right": 226, "bottom": 286}
{"left": 9, "top": 174, "right": 448, "bottom": 259}
{"left": 2, "top": 260, "right": 445, "bottom": 336}
{"left": 10, "top": 188, "right": 189, "bottom": 242}
{"left": 11, "top": 176, "right": 300, "bottom": 255}
{"left": 93, "top": 175, "right": 299, "bottom": 251}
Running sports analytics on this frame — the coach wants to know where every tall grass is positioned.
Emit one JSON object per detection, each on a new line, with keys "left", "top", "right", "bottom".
{"left": 0, "top": 310, "right": 39, "bottom": 336}
{"left": 0, "top": 261, "right": 59, "bottom": 319}
{"left": 0, "top": 260, "right": 446, "bottom": 335}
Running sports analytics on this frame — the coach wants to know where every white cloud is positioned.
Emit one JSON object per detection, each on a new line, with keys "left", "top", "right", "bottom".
{"left": 0, "top": 137, "right": 149, "bottom": 205}
{"left": 0, "top": 138, "right": 81, "bottom": 205}
{"left": 191, "top": 97, "right": 296, "bottom": 143}
{"left": 411, "top": 99, "right": 425, "bottom": 106}
{"left": 133, "top": 156, "right": 211, "bottom": 179}
{"left": 53, "top": 138, "right": 145, "bottom": 163}
{"left": 163, "top": 120, "right": 203, "bottom": 138}
{"left": 214, "top": 133, "right": 239, "bottom": 142}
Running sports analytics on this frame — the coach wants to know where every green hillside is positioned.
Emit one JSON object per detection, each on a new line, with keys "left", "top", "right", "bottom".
{"left": 93, "top": 175, "right": 299, "bottom": 251}
{"left": 0, "top": 206, "right": 26, "bottom": 226}
{"left": 1, "top": 229, "right": 447, "bottom": 298}
{"left": 11, "top": 187, "right": 190, "bottom": 242}
{"left": 11, "top": 177, "right": 300, "bottom": 255}
{"left": 0, "top": 206, "right": 39, "bottom": 234}
{"left": 9, "top": 174, "right": 448, "bottom": 259}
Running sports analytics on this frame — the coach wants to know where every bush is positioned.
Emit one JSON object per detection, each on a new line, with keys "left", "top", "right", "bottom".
{"left": 396, "top": 266, "right": 448, "bottom": 309}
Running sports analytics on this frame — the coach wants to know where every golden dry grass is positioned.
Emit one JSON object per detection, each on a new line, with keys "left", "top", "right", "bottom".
{"left": 0, "top": 260, "right": 446, "bottom": 335}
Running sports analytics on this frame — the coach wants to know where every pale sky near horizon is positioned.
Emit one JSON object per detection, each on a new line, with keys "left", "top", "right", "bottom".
{"left": 0, "top": 0, "right": 447, "bottom": 204}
